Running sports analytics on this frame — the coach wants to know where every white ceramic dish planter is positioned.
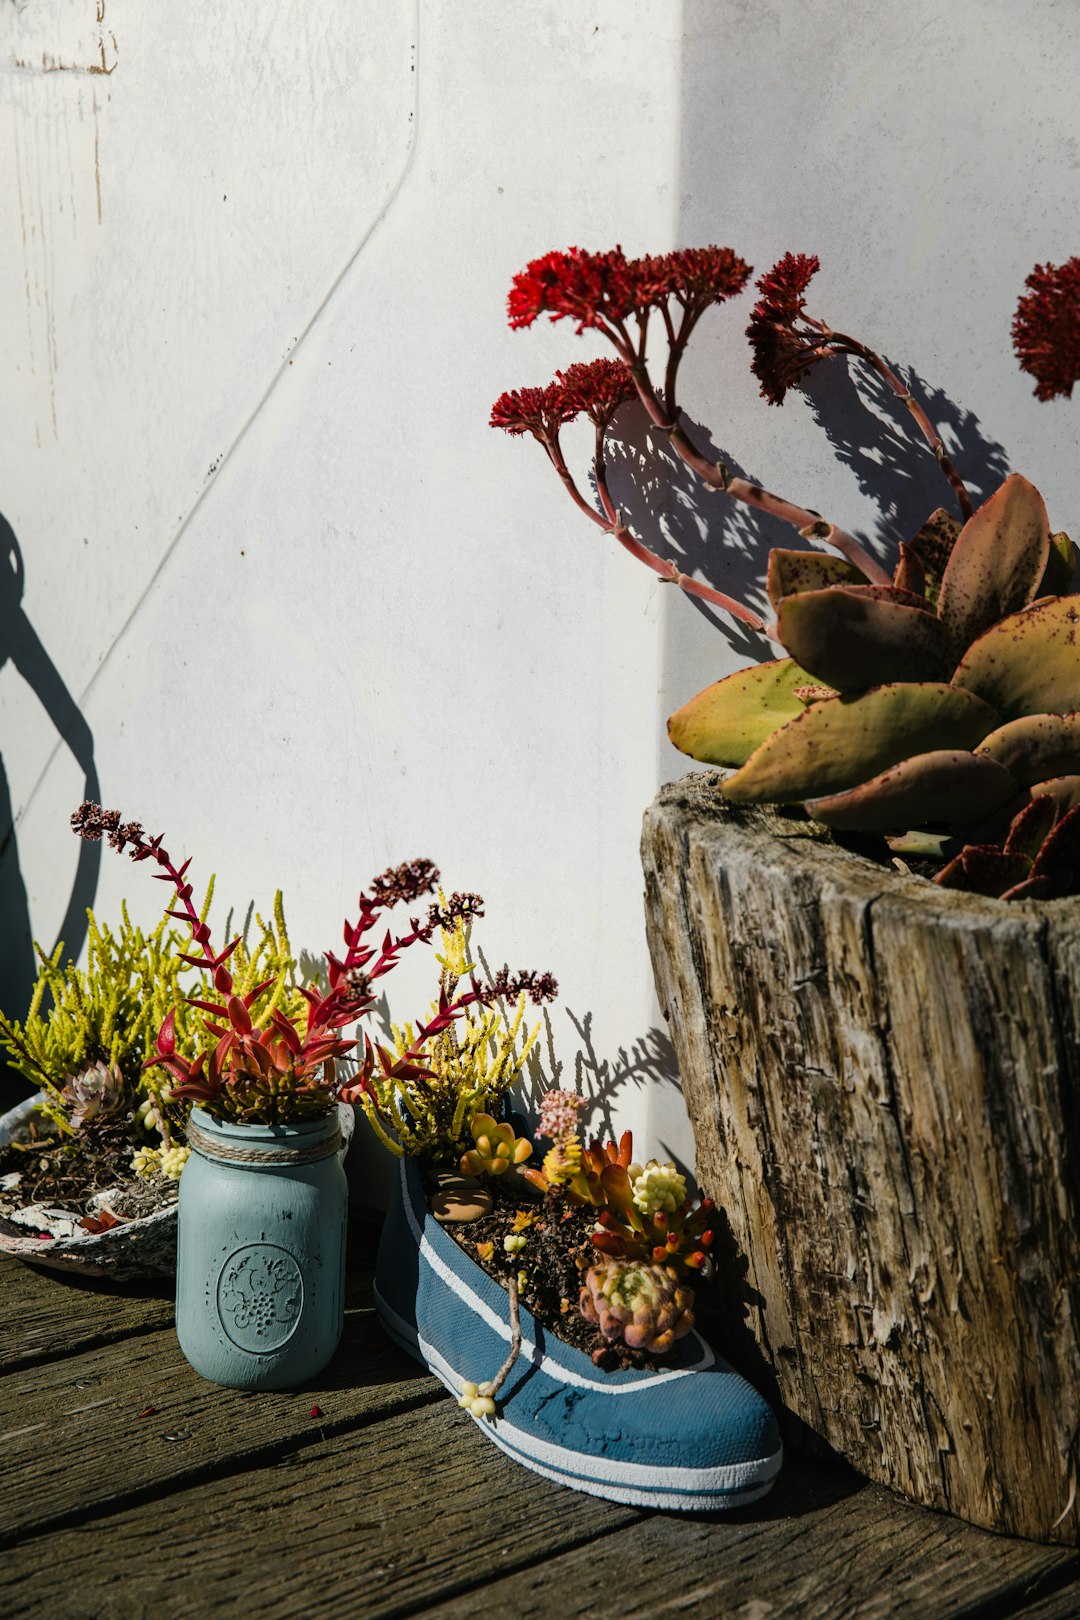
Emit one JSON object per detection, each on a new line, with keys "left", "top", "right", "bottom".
{"left": 0, "top": 1094, "right": 354, "bottom": 1285}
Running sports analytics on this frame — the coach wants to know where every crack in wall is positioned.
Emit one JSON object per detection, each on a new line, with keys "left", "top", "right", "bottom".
{"left": 11, "top": 0, "right": 422, "bottom": 841}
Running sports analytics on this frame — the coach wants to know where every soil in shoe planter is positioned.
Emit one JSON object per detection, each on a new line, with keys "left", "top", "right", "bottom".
{"left": 439, "top": 1186, "right": 695, "bottom": 1372}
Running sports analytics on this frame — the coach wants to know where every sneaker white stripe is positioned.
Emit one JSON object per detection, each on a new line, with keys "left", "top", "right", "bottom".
{"left": 375, "top": 1282, "right": 783, "bottom": 1501}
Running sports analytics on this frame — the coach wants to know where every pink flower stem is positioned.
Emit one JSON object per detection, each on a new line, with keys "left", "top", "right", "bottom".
{"left": 589, "top": 421, "right": 773, "bottom": 636}
{"left": 610, "top": 326, "right": 892, "bottom": 585}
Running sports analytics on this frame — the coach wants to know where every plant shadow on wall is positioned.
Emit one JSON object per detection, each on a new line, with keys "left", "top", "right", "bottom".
{"left": 0, "top": 513, "right": 100, "bottom": 1105}
{"left": 800, "top": 356, "right": 1012, "bottom": 550}
{"left": 596, "top": 360, "right": 1011, "bottom": 660}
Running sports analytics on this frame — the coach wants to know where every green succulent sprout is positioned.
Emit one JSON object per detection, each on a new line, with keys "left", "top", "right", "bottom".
{"left": 0, "top": 888, "right": 304, "bottom": 1146}
{"left": 459, "top": 1112, "right": 533, "bottom": 1178}
{"left": 357, "top": 910, "right": 543, "bottom": 1161}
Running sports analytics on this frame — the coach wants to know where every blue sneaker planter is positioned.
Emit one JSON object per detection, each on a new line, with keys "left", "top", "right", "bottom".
{"left": 375, "top": 1157, "right": 782, "bottom": 1510}
{"left": 176, "top": 1107, "right": 349, "bottom": 1390}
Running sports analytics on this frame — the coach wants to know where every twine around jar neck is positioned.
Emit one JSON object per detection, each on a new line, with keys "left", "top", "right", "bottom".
{"left": 186, "top": 1114, "right": 342, "bottom": 1166}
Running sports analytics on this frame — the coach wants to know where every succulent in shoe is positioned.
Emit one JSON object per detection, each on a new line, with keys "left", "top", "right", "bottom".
{"left": 459, "top": 1112, "right": 533, "bottom": 1178}
{"left": 580, "top": 1260, "right": 696, "bottom": 1355}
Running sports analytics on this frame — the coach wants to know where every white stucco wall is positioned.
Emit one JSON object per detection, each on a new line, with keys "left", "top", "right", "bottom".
{"left": 3, "top": 1, "right": 1078, "bottom": 1184}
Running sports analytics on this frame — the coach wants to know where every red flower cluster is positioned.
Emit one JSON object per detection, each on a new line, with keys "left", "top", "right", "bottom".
{"left": 489, "top": 384, "right": 569, "bottom": 441}
{"left": 1012, "top": 256, "right": 1080, "bottom": 401}
{"left": 491, "top": 359, "right": 635, "bottom": 443}
{"left": 556, "top": 359, "right": 635, "bottom": 426}
{"left": 508, "top": 247, "right": 636, "bottom": 333}
{"left": 746, "top": 253, "right": 824, "bottom": 405}
{"left": 664, "top": 245, "right": 752, "bottom": 308}
{"left": 507, "top": 244, "right": 753, "bottom": 335}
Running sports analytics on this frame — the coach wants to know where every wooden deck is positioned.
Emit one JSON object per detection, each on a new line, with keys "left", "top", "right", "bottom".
{"left": 2, "top": 1218, "right": 1079, "bottom": 1620}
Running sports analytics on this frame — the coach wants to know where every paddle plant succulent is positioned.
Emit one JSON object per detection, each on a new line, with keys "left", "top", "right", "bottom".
{"left": 71, "top": 803, "right": 556, "bottom": 1125}
{"left": 496, "top": 244, "right": 1080, "bottom": 890}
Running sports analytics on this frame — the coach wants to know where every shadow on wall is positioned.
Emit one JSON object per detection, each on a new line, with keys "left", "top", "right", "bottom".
{"left": 601, "top": 366, "right": 1012, "bottom": 656}
{"left": 801, "top": 357, "right": 1011, "bottom": 549}
{"left": 0, "top": 513, "right": 101, "bottom": 1105}
{"left": 520, "top": 1006, "right": 696, "bottom": 1189}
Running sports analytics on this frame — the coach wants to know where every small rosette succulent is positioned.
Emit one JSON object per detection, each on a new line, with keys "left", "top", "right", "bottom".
{"left": 580, "top": 1260, "right": 695, "bottom": 1355}
{"left": 459, "top": 1112, "right": 532, "bottom": 1178}
{"left": 631, "top": 1160, "right": 687, "bottom": 1216}
{"left": 61, "top": 1059, "right": 127, "bottom": 1132}
{"left": 669, "top": 475, "right": 1080, "bottom": 883}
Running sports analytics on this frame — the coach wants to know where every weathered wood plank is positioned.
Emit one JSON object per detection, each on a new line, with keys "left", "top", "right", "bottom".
{"left": 0, "top": 1396, "right": 639, "bottom": 1620}
{"left": 0, "top": 1303, "right": 436, "bottom": 1545}
{"left": 641, "top": 774, "right": 1080, "bottom": 1546}
{"left": 0, "top": 1218, "right": 381, "bottom": 1375}
{"left": 418, "top": 1461, "right": 1080, "bottom": 1620}
{"left": 0, "top": 1256, "right": 173, "bottom": 1372}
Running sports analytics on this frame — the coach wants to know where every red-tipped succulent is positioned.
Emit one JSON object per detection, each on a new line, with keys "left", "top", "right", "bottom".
{"left": 72, "top": 804, "right": 556, "bottom": 1125}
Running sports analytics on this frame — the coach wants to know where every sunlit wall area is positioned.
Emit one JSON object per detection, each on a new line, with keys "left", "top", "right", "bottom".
{"left": 2, "top": 1, "right": 1076, "bottom": 1175}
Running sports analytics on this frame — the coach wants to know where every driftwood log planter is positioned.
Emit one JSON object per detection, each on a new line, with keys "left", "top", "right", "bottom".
{"left": 641, "top": 771, "right": 1080, "bottom": 1546}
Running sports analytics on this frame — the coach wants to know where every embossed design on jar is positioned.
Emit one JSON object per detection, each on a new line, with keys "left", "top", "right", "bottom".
{"left": 216, "top": 1244, "right": 304, "bottom": 1353}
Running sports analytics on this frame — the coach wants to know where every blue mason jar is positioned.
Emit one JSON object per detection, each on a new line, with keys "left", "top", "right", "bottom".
{"left": 176, "top": 1107, "right": 348, "bottom": 1389}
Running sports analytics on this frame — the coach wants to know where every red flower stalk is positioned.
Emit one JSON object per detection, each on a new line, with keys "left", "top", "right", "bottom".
{"left": 499, "top": 242, "right": 898, "bottom": 595}
{"left": 71, "top": 804, "right": 556, "bottom": 1124}
{"left": 1012, "top": 257, "right": 1080, "bottom": 401}
{"left": 746, "top": 253, "right": 974, "bottom": 518}
{"left": 746, "top": 253, "right": 825, "bottom": 406}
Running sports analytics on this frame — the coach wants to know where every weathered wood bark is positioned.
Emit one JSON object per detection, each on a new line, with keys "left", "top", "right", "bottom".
{"left": 642, "top": 772, "right": 1080, "bottom": 1546}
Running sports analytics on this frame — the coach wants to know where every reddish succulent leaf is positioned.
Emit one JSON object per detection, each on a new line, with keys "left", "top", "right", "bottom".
{"left": 778, "top": 587, "right": 954, "bottom": 690}
{"left": 227, "top": 995, "right": 253, "bottom": 1034}
{"left": 952, "top": 595, "right": 1080, "bottom": 720}
{"left": 186, "top": 997, "right": 229, "bottom": 1019}
{"left": 765, "top": 549, "right": 866, "bottom": 610}
{"left": 599, "top": 1163, "right": 636, "bottom": 1214}
{"left": 938, "top": 475, "right": 1050, "bottom": 653}
{"left": 976, "top": 711, "right": 1080, "bottom": 784}
{"left": 723, "top": 682, "right": 998, "bottom": 804}
{"left": 905, "top": 507, "right": 962, "bottom": 605}
{"left": 934, "top": 846, "right": 1031, "bottom": 897}
{"left": 270, "top": 1012, "right": 302, "bottom": 1053}
{"left": 806, "top": 749, "right": 1018, "bottom": 834}
{"left": 156, "top": 1010, "right": 176, "bottom": 1057}
{"left": 1027, "top": 774, "right": 1080, "bottom": 818}
{"left": 892, "top": 543, "right": 926, "bottom": 598}
{"left": 242, "top": 977, "right": 277, "bottom": 1010}
{"left": 1029, "top": 803, "right": 1080, "bottom": 892}
{"left": 1003, "top": 794, "right": 1059, "bottom": 859}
